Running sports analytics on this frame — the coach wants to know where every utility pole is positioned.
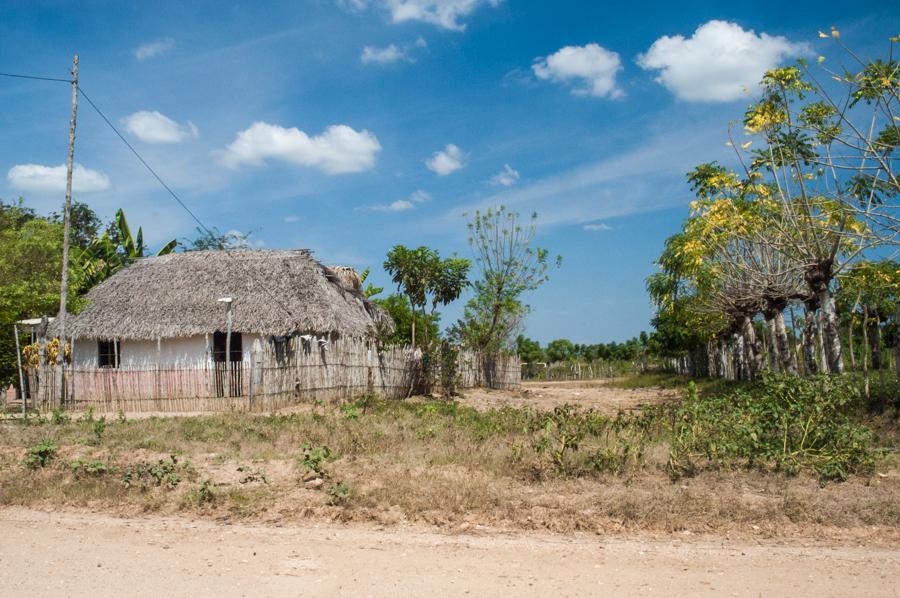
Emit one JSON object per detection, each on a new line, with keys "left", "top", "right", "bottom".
{"left": 56, "top": 53, "right": 79, "bottom": 408}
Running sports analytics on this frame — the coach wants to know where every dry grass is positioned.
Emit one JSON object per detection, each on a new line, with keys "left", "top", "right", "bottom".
{"left": 1, "top": 394, "right": 898, "bottom": 544}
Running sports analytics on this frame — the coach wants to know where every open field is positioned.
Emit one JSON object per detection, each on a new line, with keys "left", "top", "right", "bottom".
{"left": 2, "top": 507, "right": 898, "bottom": 598}
{"left": 1, "top": 378, "right": 898, "bottom": 544}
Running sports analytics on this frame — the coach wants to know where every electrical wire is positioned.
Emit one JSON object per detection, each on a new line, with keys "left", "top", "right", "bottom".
{"left": 76, "top": 85, "right": 297, "bottom": 320}
{"left": 1, "top": 69, "right": 299, "bottom": 321}
{"left": 0, "top": 72, "right": 72, "bottom": 83}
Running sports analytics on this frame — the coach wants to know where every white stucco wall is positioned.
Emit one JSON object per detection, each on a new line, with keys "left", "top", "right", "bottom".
{"left": 72, "top": 334, "right": 263, "bottom": 369}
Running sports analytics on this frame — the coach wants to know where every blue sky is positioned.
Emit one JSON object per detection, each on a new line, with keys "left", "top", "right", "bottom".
{"left": 0, "top": 1, "right": 896, "bottom": 343}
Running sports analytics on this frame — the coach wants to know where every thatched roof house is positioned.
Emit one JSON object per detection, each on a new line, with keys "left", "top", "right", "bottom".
{"left": 59, "top": 249, "right": 391, "bottom": 369}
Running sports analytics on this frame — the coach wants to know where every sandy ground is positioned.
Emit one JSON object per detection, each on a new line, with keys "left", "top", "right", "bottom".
{"left": 1, "top": 379, "right": 676, "bottom": 419}
{"left": 1, "top": 508, "right": 897, "bottom": 598}
{"left": 457, "top": 379, "right": 681, "bottom": 413}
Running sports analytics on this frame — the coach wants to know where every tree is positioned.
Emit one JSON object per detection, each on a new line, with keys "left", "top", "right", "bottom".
{"left": 0, "top": 200, "right": 86, "bottom": 389}
{"left": 50, "top": 201, "right": 100, "bottom": 249}
{"left": 452, "top": 206, "right": 559, "bottom": 353}
{"left": 545, "top": 338, "right": 576, "bottom": 363}
{"left": 383, "top": 245, "right": 470, "bottom": 348}
{"left": 358, "top": 268, "right": 384, "bottom": 298}
{"left": 515, "top": 335, "right": 545, "bottom": 363}
{"left": 184, "top": 226, "right": 251, "bottom": 251}
{"left": 372, "top": 294, "right": 440, "bottom": 347}
{"left": 80, "top": 209, "right": 177, "bottom": 289}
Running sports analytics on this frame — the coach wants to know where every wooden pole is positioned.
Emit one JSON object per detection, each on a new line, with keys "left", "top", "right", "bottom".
{"left": 55, "top": 53, "right": 79, "bottom": 408}
{"left": 225, "top": 301, "right": 233, "bottom": 398}
{"left": 13, "top": 324, "right": 26, "bottom": 418}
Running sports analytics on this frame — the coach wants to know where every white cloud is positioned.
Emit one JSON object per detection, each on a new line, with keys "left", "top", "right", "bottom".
{"left": 637, "top": 20, "right": 807, "bottom": 102}
{"left": 366, "top": 189, "right": 430, "bottom": 212}
{"left": 372, "top": 199, "right": 415, "bottom": 212}
{"left": 122, "top": 111, "right": 198, "bottom": 144}
{"left": 409, "top": 189, "right": 431, "bottom": 203}
{"left": 7, "top": 163, "right": 111, "bottom": 193}
{"left": 414, "top": 36, "right": 428, "bottom": 48}
{"left": 426, "top": 144, "right": 465, "bottom": 175}
{"left": 284, "top": 215, "right": 301, "bottom": 223}
{"left": 443, "top": 121, "right": 727, "bottom": 231}
{"left": 384, "top": 0, "right": 500, "bottom": 31}
{"left": 583, "top": 222, "right": 611, "bottom": 231}
{"left": 134, "top": 38, "right": 176, "bottom": 61}
{"left": 533, "top": 43, "right": 624, "bottom": 99}
{"left": 490, "top": 164, "right": 519, "bottom": 187}
{"left": 361, "top": 44, "right": 407, "bottom": 65}
{"left": 218, "top": 122, "right": 382, "bottom": 174}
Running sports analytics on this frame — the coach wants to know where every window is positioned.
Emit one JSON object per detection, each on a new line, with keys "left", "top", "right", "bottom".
{"left": 98, "top": 340, "right": 120, "bottom": 368}
{"left": 213, "top": 331, "right": 243, "bottom": 362}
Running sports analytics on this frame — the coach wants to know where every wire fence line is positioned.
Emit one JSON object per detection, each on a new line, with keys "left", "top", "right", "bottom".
{"left": 23, "top": 337, "right": 521, "bottom": 413}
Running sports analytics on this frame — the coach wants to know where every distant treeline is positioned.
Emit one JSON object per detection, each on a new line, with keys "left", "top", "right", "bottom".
{"left": 515, "top": 333, "right": 650, "bottom": 364}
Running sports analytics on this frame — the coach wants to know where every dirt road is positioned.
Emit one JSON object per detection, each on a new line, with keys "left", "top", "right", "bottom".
{"left": 1, "top": 508, "right": 896, "bottom": 597}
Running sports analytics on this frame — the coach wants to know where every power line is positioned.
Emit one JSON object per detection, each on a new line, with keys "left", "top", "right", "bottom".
{"left": 0, "top": 68, "right": 300, "bottom": 322}
{"left": 76, "top": 87, "right": 211, "bottom": 236}
{"left": 0, "top": 72, "right": 72, "bottom": 83}
{"left": 76, "top": 85, "right": 298, "bottom": 320}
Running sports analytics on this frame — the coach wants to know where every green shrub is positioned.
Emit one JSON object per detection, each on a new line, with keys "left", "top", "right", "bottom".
{"left": 69, "top": 459, "right": 112, "bottom": 476}
{"left": 23, "top": 439, "right": 58, "bottom": 469}
{"left": 51, "top": 407, "right": 69, "bottom": 425}
{"left": 122, "top": 455, "right": 182, "bottom": 489}
{"left": 326, "top": 481, "right": 350, "bottom": 505}
{"left": 299, "top": 443, "right": 332, "bottom": 477}
{"left": 668, "top": 375, "right": 878, "bottom": 481}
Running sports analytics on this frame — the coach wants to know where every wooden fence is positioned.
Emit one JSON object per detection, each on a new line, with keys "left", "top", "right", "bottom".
{"left": 24, "top": 338, "right": 520, "bottom": 413}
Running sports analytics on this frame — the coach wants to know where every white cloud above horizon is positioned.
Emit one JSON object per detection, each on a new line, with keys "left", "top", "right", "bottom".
{"left": 360, "top": 37, "right": 427, "bottom": 65}
{"left": 533, "top": 43, "right": 624, "bottom": 99}
{"left": 426, "top": 144, "right": 465, "bottom": 175}
{"left": 218, "top": 122, "right": 382, "bottom": 174}
{"left": 342, "top": 0, "right": 500, "bottom": 31}
{"left": 442, "top": 120, "right": 727, "bottom": 231}
{"left": 361, "top": 44, "right": 408, "bottom": 65}
{"left": 284, "top": 215, "right": 301, "bottom": 223}
{"left": 637, "top": 20, "right": 808, "bottom": 102}
{"left": 490, "top": 164, "right": 519, "bottom": 186}
{"left": 122, "top": 111, "right": 198, "bottom": 144}
{"left": 134, "top": 38, "right": 176, "bottom": 61}
{"left": 583, "top": 222, "right": 612, "bottom": 231}
{"left": 7, "top": 163, "right": 111, "bottom": 193}
{"left": 367, "top": 188, "right": 431, "bottom": 212}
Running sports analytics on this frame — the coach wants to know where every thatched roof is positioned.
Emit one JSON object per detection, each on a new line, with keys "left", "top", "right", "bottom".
{"left": 58, "top": 249, "right": 392, "bottom": 340}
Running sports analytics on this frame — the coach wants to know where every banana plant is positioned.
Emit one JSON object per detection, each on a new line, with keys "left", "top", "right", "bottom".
{"left": 77, "top": 209, "right": 176, "bottom": 291}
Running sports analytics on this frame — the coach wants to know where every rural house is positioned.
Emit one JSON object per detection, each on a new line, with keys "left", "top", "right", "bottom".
{"left": 27, "top": 249, "right": 518, "bottom": 413}
{"left": 61, "top": 249, "right": 391, "bottom": 369}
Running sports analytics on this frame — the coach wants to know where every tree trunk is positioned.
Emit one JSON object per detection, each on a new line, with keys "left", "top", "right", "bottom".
{"left": 765, "top": 316, "right": 779, "bottom": 373}
{"left": 707, "top": 340, "right": 717, "bottom": 378}
{"left": 816, "top": 313, "right": 827, "bottom": 373}
{"left": 847, "top": 318, "right": 856, "bottom": 371}
{"left": 895, "top": 303, "right": 900, "bottom": 383}
{"left": 742, "top": 316, "right": 763, "bottom": 380}
{"left": 733, "top": 332, "right": 748, "bottom": 381}
{"left": 870, "top": 307, "right": 882, "bottom": 371}
{"left": 802, "top": 307, "right": 818, "bottom": 376}
{"left": 862, "top": 304, "right": 870, "bottom": 401}
{"left": 817, "top": 287, "right": 844, "bottom": 374}
{"left": 773, "top": 311, "right": 796, "bottom": 375}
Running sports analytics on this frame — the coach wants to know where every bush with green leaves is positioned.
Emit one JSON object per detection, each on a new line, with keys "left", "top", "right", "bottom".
{"left": 299, "top": 443, "right": 332, "bottom": 477}
{"left": 23, "top": 439, "right": 58, "bottom": 470}
{"left": 121, "top": 455, "right": 183, "bottom": 489}
{"left": 326, "top": 481, "right": 350, "bottom": 505}
{"left": 668, "top": 376, "right": 878, "bottom": 481}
